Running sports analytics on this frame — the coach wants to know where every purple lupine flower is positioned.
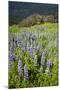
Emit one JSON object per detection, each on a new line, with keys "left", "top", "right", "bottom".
{"left": 46, "top": 60, "right": 52, "bottom": 68}
{"left": 40, "top": 49, "right": 47, "bottom": 66}
{"left": 24, "top": 32, "right": 30, "bottom": 39}
{"left": 30, "top": 52, "right": 34, "bottom": 59}
{"left": 37, "top": 45, "right": 40, "bottom": 50}
{"left": 42, "top": 51, "right": 46, "bottom": 57}
{"left": 29, "top": 47, "right": 34, "bottom": 53}
{"left": 35, "top": 44, "right": 40, "bottom": 51}
{"left": 29, "top": 47, "right": 34, "bottom": 59}
{"left": 18, "top": 60, "right": 23, "bottom": 76}
{"left": 40, "top": 58, "right": 45, "bottom": 66}
{"left": 9, "top": 53, "right": 15, "bottom": 61}
{"left": 31, "top": 34, "right": 36, "bottom": 41}
{"left": 27, "top": 46, "right": 30, "bottom": 51}
{"left": 15, "top": 36, "right": 22, "bottom": 46}
{"left": 22, "top": 46, "right": 27, "bottom": 52}
{"left": 24, "top": 64, "right": 29, "bottom": 80}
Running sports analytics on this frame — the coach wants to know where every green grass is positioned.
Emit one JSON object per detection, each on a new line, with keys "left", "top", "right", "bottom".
{"left": 9, "top": 23, "right": 58, "bottom": 32}
{"left": 9, "top": 23, "right": 58, "bottom": 88}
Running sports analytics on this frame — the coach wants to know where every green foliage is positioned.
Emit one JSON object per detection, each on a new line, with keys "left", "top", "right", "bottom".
{"left": 9, "top": 25, "right": 20, "bottom": 33}
{"left": 9, "top": 23, "right": 58, "bottom": 88}
{"left": 19, "top": 14, "right": 44, "bottom": 27}
{"left": 18, "top": 14, "right": 58, "bottom": 27}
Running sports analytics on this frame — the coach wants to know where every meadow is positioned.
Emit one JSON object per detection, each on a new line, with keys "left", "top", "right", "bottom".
{"left": 8, "top": 23, "right": 58, "bottom": 88}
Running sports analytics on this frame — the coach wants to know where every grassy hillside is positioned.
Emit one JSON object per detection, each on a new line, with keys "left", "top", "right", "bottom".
{"left": 9, "top": 23, "right": 58, "bottom": 88}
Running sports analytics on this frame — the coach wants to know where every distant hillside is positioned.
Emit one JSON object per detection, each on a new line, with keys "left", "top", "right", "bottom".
{"left": 19, "top": 13, "right": 58, "bottom": 27}
{"left": 9, "top": 1, "right": 58, "bottom": 25}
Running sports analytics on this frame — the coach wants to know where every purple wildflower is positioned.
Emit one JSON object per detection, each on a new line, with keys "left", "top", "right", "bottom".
{"left": 26, "top": 45, "right": 30, "bottom": 51}
{"left": 9, "top": 53, "right": 15, "bottom": 61}
{"left": 24, "top": 64, "right": 29, "bottom": 80}
{"left": 40, "top": 58, "right": 45, "bottom": 66}
{"left": 40, "top": 49, "right": 47, "bottom": 66}
{"left": 31, "top": 34, "right": 37, "bottom": 41}
{"left": 24, "top": 32, "right": 30, "bottom": 39}
{"left": 29, "top": 47, "right": 34, "bottom": 59}
{"left": 46, "top": 60, "right": 52, "bottom": 68}
{"left": 18, "top": 60, "right": 23, "bottom": 76}
{"left": 36, "top": 44, "right": 40, "bottom": 51}
{"left": 21, "top": 46, "right": 26, "bottom": 52}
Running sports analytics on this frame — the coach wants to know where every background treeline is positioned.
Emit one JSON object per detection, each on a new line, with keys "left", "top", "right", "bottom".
{"left": 9, "top": 1, "right": 58, "bottom": 26}
{"left": 19, "top": 13, "right": 58, "bottom": 27}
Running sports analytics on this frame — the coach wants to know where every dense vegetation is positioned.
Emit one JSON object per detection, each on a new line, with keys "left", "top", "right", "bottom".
{"left": 9, "top": 23, "right": 58, "bottom": 88}
{"left": 19, "top": 14, "right": 58, "bottom": 27}
{"left": 9, "top": 1, "right": 58, "bottom": 89}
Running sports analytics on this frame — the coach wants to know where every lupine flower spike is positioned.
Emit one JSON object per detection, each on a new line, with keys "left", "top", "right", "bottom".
{"left": 24, "top": 64, "right": 29, "bottom": 80}
{"left": 18, "top": 60, "right": 23, "bottom": 76}
{"left": 45, "top": 59, "right": 52, "bottom": 76}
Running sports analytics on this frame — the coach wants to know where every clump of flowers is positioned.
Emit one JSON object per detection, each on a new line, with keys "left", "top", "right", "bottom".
{"left": 24, "top": 64, "right": 29, "bottom": 80}
{"left": 18, "top": 59, "right": 23, "bottom": 76}
{"left": 9, "top": 53, "right": 15, "bottom": 61}
{"left": 45, "top": 59, "right": 52, "bottom": 76}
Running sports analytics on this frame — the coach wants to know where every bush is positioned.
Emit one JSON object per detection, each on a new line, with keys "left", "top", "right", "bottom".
{"left": 19, "top": 14, "right": 44, "bottom": 27}
{"left": 19, "top": 13, "right": 58, "bottom": 27}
